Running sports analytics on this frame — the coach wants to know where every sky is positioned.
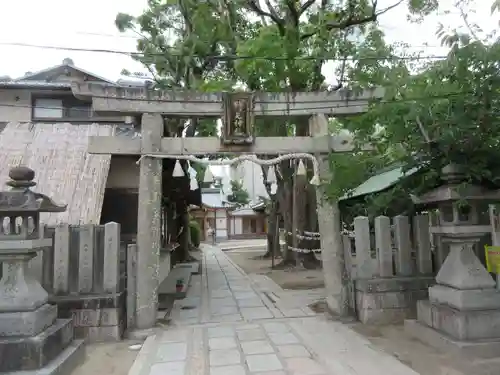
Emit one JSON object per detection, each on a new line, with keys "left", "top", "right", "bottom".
{"left": 0, "top": 0, "right": 496, "bottom": 83}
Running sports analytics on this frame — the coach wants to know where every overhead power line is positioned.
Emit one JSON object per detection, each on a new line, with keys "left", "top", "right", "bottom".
{"left": 0, "top": 91, "right": 472, "bottom": 115}
{"left": 65, "top": 30, "right": 451, "bottom": 50}
{"left": 0, "top": 42, "right": 449, "bottom": 62}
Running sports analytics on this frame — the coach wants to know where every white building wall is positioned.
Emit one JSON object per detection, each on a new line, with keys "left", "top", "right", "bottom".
{"left": 0, "top": 69, "right": 127, "bottom": 123}
{"left": 230, "top": 158, "right": 268, "bottom": 204}
{"left": 0, "top": 89, "right": 31, "bottom": 122}
{"left": 206, "top": 209, "right": 228, "bottom": 239}
{"left": 229, "top": 216, "right": 243, "bottom": 236}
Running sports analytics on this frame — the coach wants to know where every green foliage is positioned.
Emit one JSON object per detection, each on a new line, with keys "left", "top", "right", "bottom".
{"left": 326, "top": 151, "right": 391, "bottom": 201}
{"left": 227, "top": 180, "right": 250, "bottom": 207}
{"left": 334, "top": 5, "right": 500, "bottom": 218}
{"left": 189, "top": 220, "right": 201, "bottom": 247}
{"left": 115, "top": 0, "right": 455, "bottom": 221}
{"left": 116, "top": 0, "right": 439, "bottom": 93}
{"left": 361, "top": 41, "right": 500, "bottom": 180}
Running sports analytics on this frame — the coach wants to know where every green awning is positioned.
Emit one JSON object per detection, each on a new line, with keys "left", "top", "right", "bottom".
{"left": 339, "top": 166, "right": 420, "bottom": 201}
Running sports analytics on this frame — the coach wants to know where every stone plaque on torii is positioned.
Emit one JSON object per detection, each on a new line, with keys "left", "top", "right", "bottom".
{"left": 222, "top": 92, "right": 254, "bottom": 145}
{"left": 71, "top": 82, "right": 384, "bottom": 333}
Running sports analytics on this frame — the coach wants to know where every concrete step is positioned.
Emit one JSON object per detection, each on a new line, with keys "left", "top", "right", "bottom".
{"left": 176, "top": 261, "right": 201, "bottom": 275}
{"left": 127, "top": 335, "right": 157, "bottom": 375}
{"left": 11, "top": 339, "right": 85, "bottom": 375}
{"left": 158, "top": 262, "right": 199, "bottom": 310}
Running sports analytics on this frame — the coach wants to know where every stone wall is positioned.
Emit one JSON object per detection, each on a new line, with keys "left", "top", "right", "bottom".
{"left": 344, "top": 214, "right": 435, "bottom": 324}
{"left": 26, "top": 222, "right": 127, "bottom": 342}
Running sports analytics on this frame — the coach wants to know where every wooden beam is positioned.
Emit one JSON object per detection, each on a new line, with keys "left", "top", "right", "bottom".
{"left": 87, "top": 135, "right": 372, "bottom": 156}
{"left": 71, "top": 82, "right": 384, "bottom": 117}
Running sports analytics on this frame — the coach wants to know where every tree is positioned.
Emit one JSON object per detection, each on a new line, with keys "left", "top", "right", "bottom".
{"left": 116, "top": 0, "right": 444, "bottom": 269}
{"left": 227, "top": 180, "right": 250, "bottom": 207}
{"left": 332, "top": 1, "right": 500, "bottom": 221}
{"left": 116, "top": 0, "right": 237, "bottom": 261}
{"left": 233, "top": 0, "right": 438, "bottom": 268}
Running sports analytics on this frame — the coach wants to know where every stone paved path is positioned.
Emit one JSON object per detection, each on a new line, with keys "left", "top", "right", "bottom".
{"left": 131, "top": 245, "right": 419, "bottom": 375}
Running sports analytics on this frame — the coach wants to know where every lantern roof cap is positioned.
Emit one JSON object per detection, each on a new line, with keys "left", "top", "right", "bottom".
{"left": 0, "top": 166, "right": 67, "bottom": 213}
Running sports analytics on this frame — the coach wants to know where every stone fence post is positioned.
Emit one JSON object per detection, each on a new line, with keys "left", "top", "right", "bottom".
{"left": 352, "top": 214, "right": 435, "bottom": 324}
{"left": 49, "top": 222, "right": 126, "bottom": 342}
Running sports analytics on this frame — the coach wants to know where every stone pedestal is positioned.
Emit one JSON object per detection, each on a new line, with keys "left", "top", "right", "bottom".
{"left": 405, "top": 242, "right": 500, "bottom": 358}
{"left": 0, "top": 166, "right": 85, "bottom": 374}
{"left": 0, "top": 254, "right": 85, "bottom": 374}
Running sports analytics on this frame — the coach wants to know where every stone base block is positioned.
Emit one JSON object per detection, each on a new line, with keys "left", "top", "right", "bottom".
{"left": 74, "top": 322, "right": 125, "bottom": 342}
{"left": 2, "top": 340, "right": 85, "bottom": 375}
{"left": 0, "top": 318, "right": 74, "bottom": 372}
{"left": 429, "top": 284, "right": 500, "bottom": 311}
{"left": 51, "top": 292, "right": 126, "bottom": 342}
{"left": 358, "top": 307, "right": 414, "bottom": 325}
{"left": 405, "top": 319, "right": 500, "bottom": 359}
{"left": 0, "top": 303, "right": 57, "bottom": 336}
{"left": 355, "top": 276, "right": 435, "bottom": 293}
{"left": 59, "top": 307, "right": 124, "bottom": 327}
{"left": 50, "top": 291, "right": 125, "bottom": 311}
{"left": 417, "top": 299, "right": 500, "bottom": 341}
{"left": 355, "top": 286, "right": 429, "bottom": 325}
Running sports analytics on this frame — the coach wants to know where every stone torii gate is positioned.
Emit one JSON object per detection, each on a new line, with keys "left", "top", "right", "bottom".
{"left": 71, "top": 82, "right": 384, "bottom": 332}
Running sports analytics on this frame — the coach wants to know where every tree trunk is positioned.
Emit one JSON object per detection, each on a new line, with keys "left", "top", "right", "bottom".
{"left": 179, "top": 202, "right": 190, "bottom": 262}
{"left": 292, "top": 170, "right": 300, "bottom": 265}
{"left": 292, "top": 119, "right": 321, "bottom": 268}
{"left": 262, "top": 199, "right": 282, "bottom": 259}
{"left": 260, "top": 160, "right": 284, "bottom": 260}
{"left": 169, "top": 203, "right": 180, "bottom": 266}
{"left": 273, "top": 212, "right": 281, "bottom": 259}
{"left": 281, "top": 178, "right": 296, "bottom": 265}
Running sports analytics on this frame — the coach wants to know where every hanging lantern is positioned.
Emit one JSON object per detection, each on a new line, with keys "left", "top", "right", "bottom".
{"left": 190, "top": 175, "right": 199, "bottom": 191}
{"left": 234, "top": 162, "right": 245, "bottom": 181}
{"left": 267, "top": 165, "right": 277, "bottom": 184}
{"left": 172, "top": 160, "right": 184, "bottom": 177}
{"left": 274, "top": 162, "right": 282, "bottom": 179}
{"left": 297, "top": 159, "right": 307, "bottom": 176}
{"left": 188, "top": 166, "right": 197, "bottom": 178}
{"left": 187, "top": 161, "right": 195, "bottom": 176}
{"left": 203, "top": 166, "right": 214, "bottom": 183}
{"left": 310, "top": 174, "right": 321, "bottom": 186}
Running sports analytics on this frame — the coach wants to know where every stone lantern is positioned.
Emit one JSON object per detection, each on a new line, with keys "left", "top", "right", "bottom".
{"left": 406, "top": 163, "right": 500, "bottom": 358}
{"left": 0, "top": 166, "right": 84, "bottom": 373}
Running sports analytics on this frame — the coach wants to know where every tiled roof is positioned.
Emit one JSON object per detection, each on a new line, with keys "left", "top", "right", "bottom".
{"left": 0, "top": 80, "right": 72, "bottom": 89}
{"left": 16, "top": 63, "right": 116, "bottom": 85}
{"left": 202, "top": 192, "right": 226, "bottom": 208}
{"left": 230, "top": 207, "right": 258, "bottom": 216}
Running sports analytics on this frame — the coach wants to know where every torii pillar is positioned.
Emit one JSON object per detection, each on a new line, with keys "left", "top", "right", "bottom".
{"left": 136, "top": 113, "right": 163, "bottom": 330}
{"left": 310, "top": 114, "right": 349, "bottom": 317}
